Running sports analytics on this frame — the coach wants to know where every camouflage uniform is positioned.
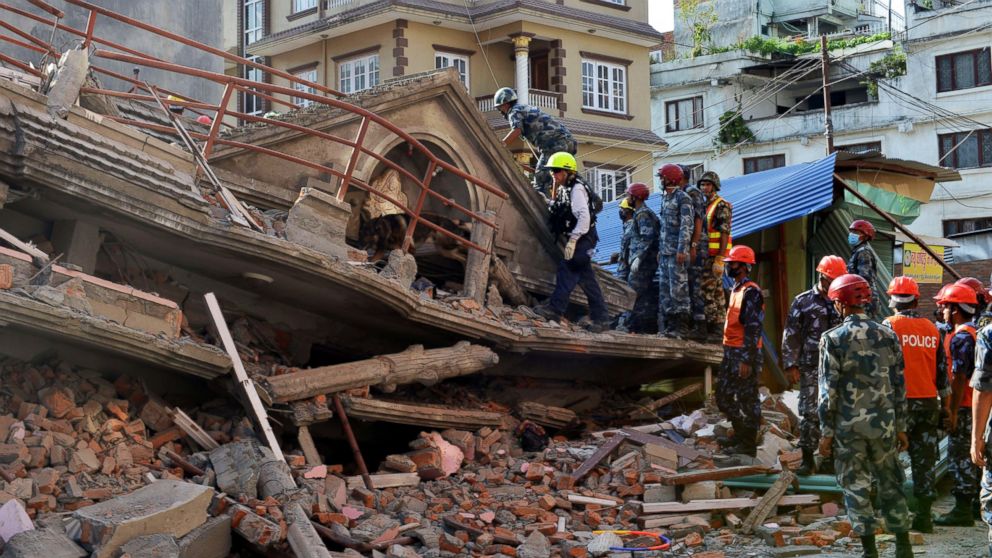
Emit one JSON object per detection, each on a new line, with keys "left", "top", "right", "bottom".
{"left": 848, "top": 242, "right": 880, "bottom": 318}
{"left": 818, "top": 313, "right": 911, "bottom": 536}
{"left": 781, "top": 286, "right": 841, "bottom": 453}
{"left": 883, "top": 310, "right": 948, "bottom": 501}
{"left": 506, "top": 104, "right": 576, "bottom": 195}
{"left": 716, "top": 277, "right": 764, "bottom": 433}
{"left": 702, "top": 197, "right": 732, "bottom": 327}
{"left": 978, "top": 308, "right": 992, "bottom": 330}
{"left": 949, "top": 325, "right": 981, "bottom": 499}
{"left": 971, "top": 325, "right": 992, "bottom": 546}
{"left": 616, "top": 206, "right": 660, "bottom": 333}
{"left": 656, "top": 188, "right": 693, "bottom": 331}
{"left": 684, "top": 184, "right": 707, "bottom": 323}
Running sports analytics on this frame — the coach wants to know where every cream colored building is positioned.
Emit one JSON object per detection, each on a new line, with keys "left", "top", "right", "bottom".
{"left": 223, "top": 0, "right": 665, "bottom": 203}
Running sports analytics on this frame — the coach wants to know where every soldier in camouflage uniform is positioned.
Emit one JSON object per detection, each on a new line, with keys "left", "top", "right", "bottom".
{"left": 656, "top": 164, "right": 693, "bottom": 339}
{"left": 848, "top": 219, "right": 881, "bottom": 319}
{"left": 969, "top": 317, "right": 992, "bottom": 558}
{"left": 882, "top": 276, "right": 948, "bottom": 533}
{"left": 615, "top": 183, "right": 659, "bottom": 334}
{"left": 699, "top": 172, "right": 732, "bottom": 343}
{"left": 717, "top": 245, "right": 764, "bottom": 458}
{"left": 781, "top": 255, "right": 846, "bottom": 475}
{"left": 936, "top": 283, "right": 982, "bottom": 527}
{"left": 818, "top": 273, "right": 913, "bottom": 558}
{"left": 680, "top": 166, "right": 708, "bottom": 341}
{"left": 494, "top": 87, "right": 576, "bottom": 196}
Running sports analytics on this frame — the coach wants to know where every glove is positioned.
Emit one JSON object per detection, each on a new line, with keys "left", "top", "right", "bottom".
{"left": 564, "top": 238, "right": 577, "bottom": 260}
{"left": 630, "top": 257, "right": 642, "bottom": 275}
{"left": 712, "top": 260, "right": 725, "bottom": 277}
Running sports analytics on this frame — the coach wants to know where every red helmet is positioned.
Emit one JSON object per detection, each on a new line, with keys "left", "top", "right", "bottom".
{"left": 934, "top": 284, "right": 952, "bottom": 304}
{"left": 828, "top": 274, "right": 872, "bottom": 306}
{"left": 942, "top": 284, "right": 978, "bottom": 306}
{"left": 658, "top": 164, "right": 685, "bottom": 186}
{"left": 723, "top": 245, "right": 756, "bottom": 265}
{"left": 196, "top": 115, "right": 212, "bottom": 125}
{"left": 955, "top": 277, "right": 987, "bottom": 304}
{"left": 849, "top": 219, "right": 876, "bottom": 240}
{"left": 816, "top": 255, "right": 847, "bottom": 280}
{"left": 626, "top": 182, "right": 650, "bottom": 202}
{"left": 887, "top": 276, "right": 920, "bottom": 297}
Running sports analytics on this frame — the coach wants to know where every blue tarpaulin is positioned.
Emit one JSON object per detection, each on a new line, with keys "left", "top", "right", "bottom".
{"left": 594, "top": 153, "right": 838, "bottom": 271}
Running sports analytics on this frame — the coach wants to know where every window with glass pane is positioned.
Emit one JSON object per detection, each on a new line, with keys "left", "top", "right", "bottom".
{"left": 936, "top": 48, "right": 992, "bottom": 92}
{"left": 292, "top": 68, "right": 317, "bottom": 107}
{"left": 591, "top": 168, "right": 630, "bottom": 203}
{"left": 581, "top": 59, "right": 627, "bottom": 114}
{"left": 243, "top": 56, "right": 265, "bottom": 115}
{"left": 339, "top": 54, "right": 379, "bottom": 95}
{"left": 938, "top": 129, "right": 992, "bottom": 169}
{"left": 665, "top": 97, "right": 703, "bottom": 132}
{"left": 292, "top": 0, "right": 317, "bottom": 12}
{"left": 435, "top": 52, "right": 469, "bottom": 89}
{"left": 743, "top": 154, "right": 785, "bottom": 174}
{"left": 244, "top": 0, "right": 263, "bottom": 45}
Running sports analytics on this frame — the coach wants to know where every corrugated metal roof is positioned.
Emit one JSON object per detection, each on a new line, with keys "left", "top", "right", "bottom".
{"left": 595, "top": 153, "right": 839, "bottom": 268}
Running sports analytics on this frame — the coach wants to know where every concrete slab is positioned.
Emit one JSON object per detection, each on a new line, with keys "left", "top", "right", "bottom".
{"left": 118, "top": 533, "right": 180, "bottom": 558}
{"left": 177, "top": 514, "right": 231, "bottom": 558}
{"left": 1, "top": 528, "right": 87, "bottom": 558}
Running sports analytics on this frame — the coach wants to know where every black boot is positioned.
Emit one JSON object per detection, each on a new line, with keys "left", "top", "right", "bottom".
{"left": 731, "top": 425, "right": 757, "bottom": 458}
{"left": 718, "top": 420, "right": 741, "bottom": 449}
{"left": 706, "top": 322, "right": 723, "bottom": 344}
{"left": 894, "top": 531, "right": 914, "bottom": 558}
{"left": 860, "top": 535, "right": 878, "bottom": 558}
{"left": 796, "top": 447, "right": 816, "bottom": 476}
{"left": 935, "top": 494, "right": 975, "bottom": 526}
{"left": 689, "top": 320, "right": 707, "bottom": 341}
{"left": 911, "top": 496, "right": 934, "bottom": 533}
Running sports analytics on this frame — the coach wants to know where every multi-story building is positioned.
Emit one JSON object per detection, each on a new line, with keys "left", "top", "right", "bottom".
{"left": 651, "top": 0, "right": 992, "bottom": 260}
{"left": 224, "top": 0, "right": 665, "bottom": 203}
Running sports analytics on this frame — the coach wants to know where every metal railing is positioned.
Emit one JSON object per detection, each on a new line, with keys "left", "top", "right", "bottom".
{"left": 0, "top": 0, "right": 508, "bottom": 255}
{"left": 476, "top": 88, "right": 561, "bottom": 113}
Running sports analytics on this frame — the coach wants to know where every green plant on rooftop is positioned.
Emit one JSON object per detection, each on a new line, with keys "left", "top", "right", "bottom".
{"left": 715, "top": 107, "right": 755, "bottom": 147}
{"left": 679, "top": 0, "right": 718, "bottom": 58}
{"left": 862, "top": 46, "right": 907, "bottom": 97}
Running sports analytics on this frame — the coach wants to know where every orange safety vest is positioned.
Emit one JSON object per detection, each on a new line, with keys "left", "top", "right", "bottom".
{"left": 723, "top": 281, "right": 763, "bottom": 348}
{"left": 706, "top": 196, "right": 732, "bottom": 257}
{"left": 944, "top": 323, "right": 977, "bottom": 408}
{"left": 886, "top": 314, "right": 940, "bottom": 399}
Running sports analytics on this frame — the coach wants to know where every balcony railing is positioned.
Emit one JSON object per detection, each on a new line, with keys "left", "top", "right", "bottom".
{"left": 476, "top": 89, "right": 562, "bottom": 113}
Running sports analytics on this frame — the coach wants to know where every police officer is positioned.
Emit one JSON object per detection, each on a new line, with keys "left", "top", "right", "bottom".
{"left": 969, "top": 314, "right": 992, "bottom": 557}
{"left": 818, "top": 273, "right": 913, "bottom": 558}
{"left": 781, "top": 255, "right": 846, "bottom": 476}
{"left": 615, "top": 183, "right": 660, "bottom": 334}
{"left": 680, "top": 166, "right": 707, "bottom": 340}
{"left": 847, "top": 219, "right": 881, "bottom": 318}
{"left": 699, "top": 171, "right": 732, "bottom": 343}
{"left": 531, "top": 152, "right": 609, "bottom": 333}
{"left": 959, "top": 277, "right": 992, "bottom": 329}
{"left": 936, "top": 283, "right": 982, "bottom": 526}
{"left": 883, "top": 276, "right": 948, "bottom": 533}
{"left": 717, "top": 245, "right": 764, "bottom": 458}
{"left": 494, "top": 87, "right": 576, "bottom": 196}
{"left": 656, "top": 164, "right": 693, "bottom": 339}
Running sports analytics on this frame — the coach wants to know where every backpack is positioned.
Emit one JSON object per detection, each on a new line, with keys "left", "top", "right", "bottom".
{"left": 547, "top": 178, "right": 601, "bottom": 236}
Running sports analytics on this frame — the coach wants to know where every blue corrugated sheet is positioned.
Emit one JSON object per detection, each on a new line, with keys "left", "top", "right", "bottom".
{"left": 595, "top": 153, "right": 839, "bottom": 271}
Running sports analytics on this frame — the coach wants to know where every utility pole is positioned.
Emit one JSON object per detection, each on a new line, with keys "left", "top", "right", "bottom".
{"left": 887, "top": 0, "right": 893, "bottom": 35}
{"left": 820, "top": 34, "right": 834, "bottom": 155}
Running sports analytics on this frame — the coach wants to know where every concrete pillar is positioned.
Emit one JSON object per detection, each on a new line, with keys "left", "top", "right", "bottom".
{"left": 51, "top": 220, "right": 101, "bottom": 274}
{"left": 510, "top": 34, "right": 534, "bottom": 106}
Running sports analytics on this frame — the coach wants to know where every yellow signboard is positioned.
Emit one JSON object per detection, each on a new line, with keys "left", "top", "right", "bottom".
{"left": 902, "top": 243, "right": 944, "bottom": 284}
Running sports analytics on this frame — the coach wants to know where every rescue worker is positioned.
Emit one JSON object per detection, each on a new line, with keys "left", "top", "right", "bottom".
{"left": 656, "top": 164, "right": 693, "bottom": 339}
{"left": 968, "top": 307, "right": 992, "bottom": 557}
{"left": 699, "top": 171, "right": 732, "bottom": 343}
{"left": 615, "top": 183, "right": 660, "bottom": 334}
{"left": 818, "top": 273, "right": 913, "bottom": 558}
{"left": 716, "top": 245, "right": 764, "bottom": 458}
{"left": 531, "top": 152, "right": 609, "bottom": 332}
{"left": 936, "top": 283, "right": 982, "bottom": 526}
{"left": 847, "top": 219, "right": 881, "bottom": 318}
{"left": 781, "top": 255, "right": 846, "bottom": 475}
{"left": 681, "top": 166, "right": 708, "bottom": 340}
{"left": 494, "top": 87, "right": 576, "bottom": 196}
{"left": 882, "top": 276, "right": 948, "bottom": 533}
{"left": 959, "top": 277, "right": 992, "bottom": 330}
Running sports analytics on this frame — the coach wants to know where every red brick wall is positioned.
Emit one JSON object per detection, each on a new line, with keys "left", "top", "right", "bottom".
{"left": 896, "top": 258, "right": 992, "bottom": 318}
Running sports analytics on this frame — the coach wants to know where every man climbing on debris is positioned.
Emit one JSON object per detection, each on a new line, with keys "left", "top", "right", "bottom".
{"left": 968, "top": 297, "right": 992, "bottom": 557}
{"left": 494, "top": 87, "right": 576, "bottom": 197}
{"left": 781, "top": 255, "right": 846, "bottom": 476}
{"left": 699, "top": 171, "right": 732, "bottom": 343}
{"left": 882, "top": 276, "right": 947, "bottom": 533}
{"left": 847, "top": 219, "right": 880, "bottom": 318}
{"left": 532, "top": 152, "right": 609, "bottom": 332}
{"left": 818, "top": 273, "right": 913, "bottom": 558}
{"left": 680, "top": 165, "right": 708, "bottom": 341}
{"left": 615, "top": 183, "right": 660, "bottom": 334}
{"left": 936, "top": 283, "right": 982, "bottom": 527}
{"left": 716, "top": 245, "right": 764, "bottom": 460}
{"left": 656, "top": 164, "right": 693, "bottom": 339}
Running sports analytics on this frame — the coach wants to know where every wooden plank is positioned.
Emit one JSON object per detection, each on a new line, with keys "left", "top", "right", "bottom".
{"left": 344, "top": 473, "right": 420, "bottom": 491}
{"left": 0, "top": 227, "right": 48, "bottom": 262}
{"left": 620, "top": 428, "right": 703, "bottom": 460}
{"left": 567, "top": 494, "right": 623, "bottom": 507}
{"left": 205, "top": 292, "right": 284, "bottom": 462}
{"left": 741, "top": 469, "right": 796, "bottom": 534}
{"left": 570, "top": 432, "right": 627, "bottom": 481}
{"left": 342, "top": 396, "right": 503, "bottom": 430}
{"left": 660, "top": 465, "right": 773, "bottom": 486}
{"left": 636, "top": 494, "right": 818, "bottom": 515}
{"left": 629, "top": 382, "right": 702, "bottom": 418}
{"left": 297, "top": 425, "right": 321, "bottom": 466}
{"left": 638, "top": 513, "right": 711, "bottom": 529}
{"left": 169, "top": 407, "right": 219, "bottom": 450}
